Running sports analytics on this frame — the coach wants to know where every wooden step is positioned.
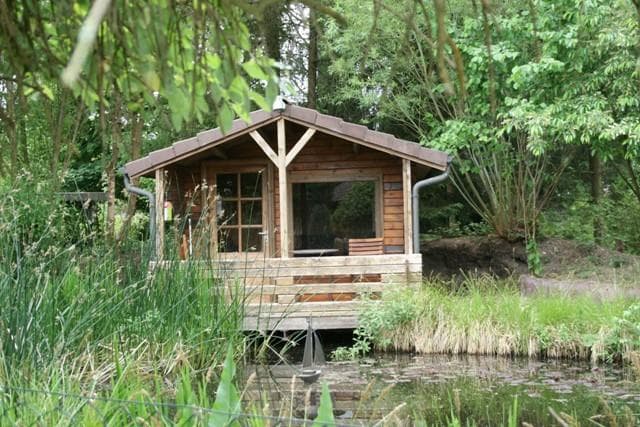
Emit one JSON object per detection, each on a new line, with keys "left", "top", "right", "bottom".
{"left": 241, "top": 282, "right": 388, "bottom": 295}
{"left": 243, "top": 315, "right": 358, "bottom": 331}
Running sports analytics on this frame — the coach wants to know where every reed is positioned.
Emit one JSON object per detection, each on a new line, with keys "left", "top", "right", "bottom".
{"left": 0, "top": 177, "right": 256, "bottom": 423}
{"left": 355, "top": 275, "right": 638, "bottom": 362}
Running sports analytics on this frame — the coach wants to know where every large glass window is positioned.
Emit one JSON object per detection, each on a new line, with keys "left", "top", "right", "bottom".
{"left": 292, "top": 181, "right": 376, "bottom": 254}
{"left": 217, "top": 172, "right": 263, "bottom": 252}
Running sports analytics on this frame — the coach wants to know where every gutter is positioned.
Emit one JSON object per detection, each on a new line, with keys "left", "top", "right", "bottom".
{"left": 120, "top": 167, "right": 156, "bottom": 258}
{"left": 412, "top": 158, "right": 453, "bottom": 254}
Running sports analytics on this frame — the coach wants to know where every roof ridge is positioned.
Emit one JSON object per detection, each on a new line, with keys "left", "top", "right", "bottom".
{"left": 124, "top": 105, "right": 448, "bottom": 177}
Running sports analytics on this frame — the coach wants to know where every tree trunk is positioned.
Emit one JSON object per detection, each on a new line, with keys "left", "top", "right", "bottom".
{"left": 50, "top": 87, "right": 68, "bottom": 182}
{"left": 307, "top": 7, "right": 318, "bottom": 109}
{"left": 261, "top": 2, "right": 283, "bottom": 63}
{"left": 589, "top": 152, "right": 603, "bottom": 244}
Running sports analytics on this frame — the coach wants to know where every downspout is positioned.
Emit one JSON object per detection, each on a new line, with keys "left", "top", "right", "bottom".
{"left": 120, "top": 167, "right": 156, "bottom": 258}
{"left": 412, "top": 158, "right": 453, "bottom": 254}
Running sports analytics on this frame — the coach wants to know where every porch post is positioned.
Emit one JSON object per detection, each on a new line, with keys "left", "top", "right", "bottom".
{"left": 155, "top": 168, "right": 165, "bottom": 260}
{"left": 402, "top": 159, "right": 413, "bottom": 254}
{"left": 277, "top": 119, "right": 290, "bottom": 258}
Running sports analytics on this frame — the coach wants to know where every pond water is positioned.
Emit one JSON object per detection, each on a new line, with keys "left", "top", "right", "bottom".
{"left": 241, "top": 351, "right": 640, "bottom": 425}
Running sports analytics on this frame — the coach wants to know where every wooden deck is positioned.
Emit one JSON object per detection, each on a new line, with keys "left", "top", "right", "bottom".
{"left": 211, "top": 254, "right": 422, "bottom": 331}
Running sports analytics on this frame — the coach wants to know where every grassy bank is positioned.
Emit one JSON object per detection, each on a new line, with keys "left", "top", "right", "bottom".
{"left": 341, "top": 276, "right": 640, "bottom": 363}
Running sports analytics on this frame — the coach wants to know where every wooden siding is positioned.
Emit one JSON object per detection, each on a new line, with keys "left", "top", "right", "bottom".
{"left": 164, "top": 130, "right": 412, "bottom": 258}
{"left": 275, "top": 132, "right": 405, "bottom": 256}
{"left": 165, "top": 166, "right": 203, "bottom": 223}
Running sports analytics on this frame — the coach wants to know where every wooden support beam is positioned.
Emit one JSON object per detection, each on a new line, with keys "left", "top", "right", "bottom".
{"left": 155, "top": 168, "right": 165, "bottom": 260}
{"left": 249, "top": 130, "right": 278, "bottom": 165}
{"left": 285, "top": 128, "right": 316, "bottom": 166}
{"left": 207, "top": 184, "right": 218, "bottom": 257}
{"left": 402, "top": 159, "right": 413, "bottom": 254}
{"left": 265, "top": 162, "right": 275, "bottom": 257}
{"left": 277, "top": 119, "right": 290, "bottom": 258}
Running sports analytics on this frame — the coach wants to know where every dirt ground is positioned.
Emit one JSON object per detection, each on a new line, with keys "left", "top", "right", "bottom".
{"left": 421, "top": 236, "right": 640, "bottom": 287}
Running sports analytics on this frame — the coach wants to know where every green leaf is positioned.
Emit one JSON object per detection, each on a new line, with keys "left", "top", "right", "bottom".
{"left": 242, "top": 60, "right": 268, "bottom": 81}
{"left": 41, "top": 84, "right": 55, "bottom": 100}
{"left": 265, "top": 79, "right": 278, "bottom": 107}
{"left": 206, "top": 53, "right": 221, "bottom": 70}
{"left": 218, "top": 103, "right": 235, "bottom": 134}
{"left": 249, "top": 91, "right": 270, "bottom": 111}
{"left": 229, "top": 76, "right": 248, "bottom": 105}
{"left": 170, "top": 111, "right": 183, "bottom": 132}
{"left": 210, "top": 346, "right": 242, "bottom": 426}
{"left": 143, "top": 70, "right": 161, "bottom": 92}
{"left": 312, "top": 383, "right": 336, "bottom": 427}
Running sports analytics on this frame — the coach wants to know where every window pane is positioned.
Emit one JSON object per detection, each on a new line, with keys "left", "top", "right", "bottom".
{"left": 242, "top": 228, "right": 263, "bottom": 252}
{"left": 292, "top": 181, "right": 375, "bottom": 253}
{"left": 218, "top": 228, "right": 239, "bottom": 252}
{"left": 219, "top": 200, "right": 238, "bottom": 226}
{"left": 240, "top": 172, "right": 262, "bottom": 197}
{"left": 241, "top": 201, "right": 262, "bottom": 225}
{"left": 217, "top": 173, "right": 237, "bottom": 198}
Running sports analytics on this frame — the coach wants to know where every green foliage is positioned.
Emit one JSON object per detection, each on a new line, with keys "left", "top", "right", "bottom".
{"left": 330, "top": 182, "right": 375, "bottom": 237}
{"left": 312, "top": 383, "right": 337, "bottom": 427}
{"left": 526, "top": 238, "right": 542, "bottom": 276}
{"left": 541, "top": 177, "right": 640, "bottom": 254}
{"left": 607, "top": 302, "right": 640, "bottom": 361}
{"left": 344, "top": 276, "right": 637, "bottom": 362}
{"left": 319, "top": 0, "right": 640, "bottom": 245}
{"left": 210, "top": 347, "right": 242, "bottom": 427}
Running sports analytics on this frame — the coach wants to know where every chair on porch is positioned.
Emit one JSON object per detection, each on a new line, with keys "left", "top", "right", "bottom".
{"left": 348, "top": 237, "right": 384, "bottom": 255}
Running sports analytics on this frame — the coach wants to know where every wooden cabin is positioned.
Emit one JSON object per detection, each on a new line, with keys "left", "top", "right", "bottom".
{"left": 124, "top": 105, "right": 449, "bottom": 330}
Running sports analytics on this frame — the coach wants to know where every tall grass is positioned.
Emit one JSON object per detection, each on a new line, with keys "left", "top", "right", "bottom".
{"left": 0, "top": 176, "right": 247, "bottom": 404}
{"left": 354, "top": 275, "right": 639, "bottom": 362}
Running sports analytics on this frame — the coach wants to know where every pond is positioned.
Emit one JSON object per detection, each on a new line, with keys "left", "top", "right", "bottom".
{"left": 241, "top": 351, "right": 640, "bottom": 425}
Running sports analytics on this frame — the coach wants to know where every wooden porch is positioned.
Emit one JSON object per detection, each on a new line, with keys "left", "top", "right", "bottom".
{"left": 213, "top": 253, "right": 422, "bottom": 331}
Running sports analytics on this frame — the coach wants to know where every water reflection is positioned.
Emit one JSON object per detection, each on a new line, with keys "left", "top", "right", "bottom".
{"left": 241, "top": 353, "right": 640, "bottom": 424}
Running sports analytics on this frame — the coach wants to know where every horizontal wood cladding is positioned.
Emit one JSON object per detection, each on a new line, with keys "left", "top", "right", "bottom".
{"left": 275, "top": 133, "right": 406, "bottom": 254}
{"left": 165, "top": 166, "right": 203, "bottom": 221}
{"left": 165, "top": 131, "right": 412, "bottom": 257}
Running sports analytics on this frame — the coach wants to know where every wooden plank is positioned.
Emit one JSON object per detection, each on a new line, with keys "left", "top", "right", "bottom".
{"left": 207, "top": 184, "right": 218, "bottom": 256}
{"left": 289, "top": 160, "right": 396, "bottom": 171}
{"left": 245, "top": 300, "right": 360, "bottom": 314}
{"left": 212, "top": 263, "right": 422, "bottom": 277}
{"left": 383, "top": 229, "right": 404, "bottom": 238}
{"left": 243, "top": 316, "right": 358, "bottom": 331}
{"left": 249, "top": 130, "right": 279, "bottom": 165}
{"left": 384, "top": 205, "right": 404, "bottom": 215}
{"left": 384, "top": 237, "right": 405, "bottom": 246}
{"left": 383, "top": 173, "right": 403, "bottom": 182}
{"left": 211, "top": 253, "right": 422, "bottom": 268}
{"left": 403, "top": 159, "right": 413, "bottom": 254}
{"left": 285, "top": 128, "right": 316, "bottom": 166}
{"left": 155, "top": 168, "right": 165, "bottom": 260}
{"left": 289, "top": 168, "right": 384, "bottom": 182}
{"left": 277, "top": 119, "right": 290, "bottom": 258}
{"left": 244, "top": 282, "right": 389, "bottom": 294}
{"left": 384, "top": 222, "right": 404, "bottom": 230}
{"left": 265, "top": 162, "right": 275, "bottom": 256}
{"left": 384, "top": 198, "right": 404, "bottom": 207}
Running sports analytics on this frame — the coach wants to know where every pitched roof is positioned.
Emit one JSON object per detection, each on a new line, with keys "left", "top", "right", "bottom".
{"left": 124, "top": 105, "right": 450, "bottom": 177}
